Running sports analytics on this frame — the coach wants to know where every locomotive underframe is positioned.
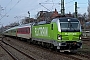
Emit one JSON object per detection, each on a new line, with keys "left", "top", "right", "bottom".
{"left": 32, "top": 38, "right": 82, "bottom": 52}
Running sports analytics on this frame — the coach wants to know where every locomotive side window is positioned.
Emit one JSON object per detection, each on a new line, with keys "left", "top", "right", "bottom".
{"left": 51, "top": 24, "right": 53, "bottom": 30}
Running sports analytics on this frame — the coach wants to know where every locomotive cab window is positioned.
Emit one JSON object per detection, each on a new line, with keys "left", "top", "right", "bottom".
{"left": 59, "top": 18, "right": 80, "bottom": 32}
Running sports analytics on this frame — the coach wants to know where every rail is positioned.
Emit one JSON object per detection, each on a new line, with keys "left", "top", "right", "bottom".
{"left": 0, "top": 43, "right": 19, "bottom": 60}
{"left": 2, "top": 41, "right": 36, "bottom": 60}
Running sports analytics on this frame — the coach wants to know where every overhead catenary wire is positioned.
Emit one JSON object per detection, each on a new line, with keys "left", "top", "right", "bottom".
{"left": 65, "top": 0, "right": 88, "bottom": 10}
{"left": 45, "top": 0, "right": 50, "bottom": 2}
{"left": 78, "top": 3, "right": 88, "bottom": 4}
{"left": 0, "top": 0, "right": 87, "bottom": 21}
{"left": 0, "top": 0, "right": 22, "bottom": 20}
{"left": 51, "top": 0, "right": 54, "bottom": 10}
{"left": 4, "top": 0, "right": 12, "bottom": 16}
{"left": 39, "top": 3, "right": 60, "bottom": 4}
{"left": 38, "top": 0, "right": 76, "bottom": 11}
{"left": 66, "top": 4, "right": 74, "bottom": 9}
{"left": 20, "top": 0, "right": 54, "bottom": 16}
{"left": 5, "top": 0, "right": 12, "bottom": 10}
{"left": 39, "top": 3, "right": 51, "bottom": 11}
{"left": 65, "top": 0, "right": 75, "bottom": 4}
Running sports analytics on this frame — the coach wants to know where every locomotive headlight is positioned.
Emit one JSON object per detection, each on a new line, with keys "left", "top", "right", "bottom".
{"left": 58, "top": 37, "right": 61, "bottom": 40}
{"left": 79, "top": 37, "right": 81, "bottom": 40}
{"left": 79, "top": 34, "right": 82, "bottom": 40}
{"left": 57, "top": 34, "right": 62, "bottom": 40}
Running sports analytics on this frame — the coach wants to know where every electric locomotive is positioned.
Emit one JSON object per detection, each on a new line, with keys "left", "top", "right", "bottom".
{"left": 32, "top": 17, "right": 82, "bottom": 52}
{"left": 3, "top": 17, "right": 82, "bottom": 52}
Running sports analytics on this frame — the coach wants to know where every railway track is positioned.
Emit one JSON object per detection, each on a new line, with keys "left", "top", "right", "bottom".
{"left": 75, "top": 53, "right": 90, "bottom": 59}
{"left": 0, "top": 43, "right": 18, "bottom": 60}
{"left": 81, "top": 37, "right": 90, "bottom": 41}
{"left": 28, "top": 42, "right": 89, "bottom": 60}
{"left": 30, "top": 41, "right": 90, "bottom": 60}
{"left": 1, "top": 36, "right": 90, "bottom": 60}
{"left": 67, "top": 53, "right": 90, "bottom": 60}
{"left": 49, "top": 50, "right": 89, "bottom": 60}
{"left": 0, "top": 41, "right": 36, "bottom": 60}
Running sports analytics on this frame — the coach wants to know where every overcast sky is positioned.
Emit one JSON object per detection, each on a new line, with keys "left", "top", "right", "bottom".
{"left": 0, "top": 0, "right": 88, "bottom": 27}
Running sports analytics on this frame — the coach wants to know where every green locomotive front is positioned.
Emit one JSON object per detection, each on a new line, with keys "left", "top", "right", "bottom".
{"left": 32, "top": 17, "right": 82, "bottom": 52}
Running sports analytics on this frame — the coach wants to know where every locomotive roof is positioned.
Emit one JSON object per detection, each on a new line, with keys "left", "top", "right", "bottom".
{"left": 59, "top": 17, "right": 79, "bottom": 22}
{"left": 4, "top": 23, "right": 32, "bottom": 32}
{"left": 51, "top": 17, "right": 79, "bottom": 23}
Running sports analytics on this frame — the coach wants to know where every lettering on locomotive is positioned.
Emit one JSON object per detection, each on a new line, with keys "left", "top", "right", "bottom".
{"left": 35, "top": 27, "right": 48, "bottom": 36}
{"left": 65, "top": 33, "right": 77, "bottom": 35}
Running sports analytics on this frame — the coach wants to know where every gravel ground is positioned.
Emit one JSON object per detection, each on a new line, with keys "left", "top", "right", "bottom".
{"left": 78, "top": 40, "right": 90, "bottom": 55}
{"left": 3, "top": 37, "right": 73, "bottom": 60}
{"left": 0, "top": 41, "right": 14, "bottom": 60}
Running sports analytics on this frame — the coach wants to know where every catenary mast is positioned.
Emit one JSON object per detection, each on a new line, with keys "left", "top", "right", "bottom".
{"left": 61, "top": 0, "right": 65, "bottom": 15}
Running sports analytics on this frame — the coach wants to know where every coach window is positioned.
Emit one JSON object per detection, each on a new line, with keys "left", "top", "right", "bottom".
{"left": 26, "top": 28, "right": 27, "bottom": 33}
{"left": 6, "top": 31, "right": 8, "bottom": 33}
{"left": 17, "top": 30, "right": 18, "bottom": 33}
{"left": 27, "top": 28, "right": 29, "bottom": 33}
{"left": 18, "top": 29, "right": 20, "bottom": 33}
{"left": 10, "top": 30, "right": 12, "bottom": 33}
{"left": 25, "top": 28, "right": 27, "bottom": 33}
{"left": 21, "top": 28, "right": 22, "bottom": 33}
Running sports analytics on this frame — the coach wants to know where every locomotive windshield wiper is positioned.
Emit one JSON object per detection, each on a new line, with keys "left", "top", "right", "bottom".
{"left": 68, "top": 19, "right": 76, "bottom": 31}
{"left": 70, "top": 22, "right": 76, "bottom": 31}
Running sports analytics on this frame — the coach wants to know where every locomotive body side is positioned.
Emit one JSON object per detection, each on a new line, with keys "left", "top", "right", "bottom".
{"left": 32, "top": 23, "right": 58, "bottom": 42}
{"left": 32, "top": 17, "right": 82, "bottom": 52}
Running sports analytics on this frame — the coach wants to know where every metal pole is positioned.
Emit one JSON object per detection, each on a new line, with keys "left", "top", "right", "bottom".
{"left": 28, "top": 11, "right": 30, "bottom": 23}
{"left": 61, "top": 0, "right": 65, "bottom": 15}
{"left": 75, "top": 2, "right": 77, "bottom": 18}
{"left": 28, "top": 11, "right": 30, "bottom": 18}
